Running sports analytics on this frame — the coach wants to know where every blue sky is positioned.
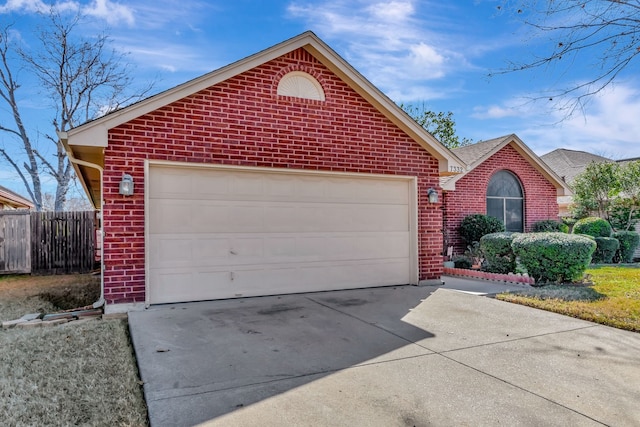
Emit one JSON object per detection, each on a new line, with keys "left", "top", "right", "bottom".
{"left": 1, "top": 0, "right": 639, "bottom": 197}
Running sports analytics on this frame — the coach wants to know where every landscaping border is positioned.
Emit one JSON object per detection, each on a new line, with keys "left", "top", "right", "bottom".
{"left": 443, "top": 267, "right": 535, "bottom": 285}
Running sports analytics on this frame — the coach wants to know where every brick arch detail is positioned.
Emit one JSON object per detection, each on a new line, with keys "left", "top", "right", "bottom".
{"left": 273, "top": 50, "right": 329, "bottom": 103}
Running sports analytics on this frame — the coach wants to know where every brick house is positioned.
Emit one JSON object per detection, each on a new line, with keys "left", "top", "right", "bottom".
{"left": 441, "top": 135, "right": 570, "bottom": 255}
{"left": 61, "top": 32, "right": 467, "bottom": 311}
{"left": 61, "top": 33, "right": 569, "bottom": 311}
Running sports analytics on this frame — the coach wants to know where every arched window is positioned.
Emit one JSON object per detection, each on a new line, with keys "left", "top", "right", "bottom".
{"left": 486, "top": 170, "right": 524, "bottom": 232}
{"left": 277, "top": 71, "right": 325, "bottom": 101}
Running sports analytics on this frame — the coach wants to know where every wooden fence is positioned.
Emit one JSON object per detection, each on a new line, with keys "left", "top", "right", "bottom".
{"left": 30, "top": 211, "right": 96, "bottom": 274}
{"left": 0, "top": 210, "right": 97, "bottom": 275}
{"left": 0, "top": 210, "right": 31, "bottom": 274}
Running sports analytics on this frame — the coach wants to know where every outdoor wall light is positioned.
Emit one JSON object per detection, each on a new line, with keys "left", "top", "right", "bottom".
{"left": 119, "top": 174, "right": 134, "bottom": 196}
{"left": 427, "top": 188, "right": 439, "bottom": 204}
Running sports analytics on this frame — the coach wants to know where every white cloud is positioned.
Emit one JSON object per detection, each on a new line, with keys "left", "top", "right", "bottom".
{"left": 83, "top": 0, "right": 134, "bottom": 26}
{"left": 0, "top": 0, "right": 134, "bottom": 26}
{"left": 409, "top": 43, "right": 445, "bottom": 74}
{"left": 472, "top": 103, "right": 526, "bottom": 119}
{"left": 287, "top": 0, "right": 466, "bottom": 101}
{"left": 116, "top": 35, "right": 219, "bottom": 75}
{"left": 464, "top": 82, "right": 640, "bottom": 159}
{"left": 511, "top": 84, "right": 640, "bottom": 157}
{"left": 0, "top": 0, "right": 76, "bottom": 13}
{"left": 366, "top": 1, "right": 414, "bottom": 22}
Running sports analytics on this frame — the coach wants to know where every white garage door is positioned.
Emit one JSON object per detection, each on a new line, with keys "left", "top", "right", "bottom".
{"left": 147, "top": 164, "right": 417, "bottom": 304}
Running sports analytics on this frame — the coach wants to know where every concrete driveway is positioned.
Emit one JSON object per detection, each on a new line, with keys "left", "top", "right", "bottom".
{"left": 128, "top": 278, "right": 640, "bottom": 427}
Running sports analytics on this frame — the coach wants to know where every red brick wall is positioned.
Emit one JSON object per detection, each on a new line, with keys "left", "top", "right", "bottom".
{"left": 102, "top": 48, "right": 442, "bottom": 304}
{"left": 444, "top": 144, "right": 560, "bottom": 255}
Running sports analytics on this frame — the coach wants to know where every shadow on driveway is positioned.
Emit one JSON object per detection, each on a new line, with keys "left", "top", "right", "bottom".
{"left": 129, "top": 285, "right": 437, "bottom": 426}
{"left": 129, "top": 283, "right": 640, "bottom": 427}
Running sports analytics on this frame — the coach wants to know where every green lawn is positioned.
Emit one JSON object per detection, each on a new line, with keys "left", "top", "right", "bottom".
{"left": 0, "top": 274, "right": 148, "bottom": 426}
{"left": 497, "top": 264, "right": 640, "bottom": 332}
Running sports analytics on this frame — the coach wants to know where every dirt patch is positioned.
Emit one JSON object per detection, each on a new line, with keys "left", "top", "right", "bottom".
{"left": 39, "top": 281, "right": 100, "bottom": 310}
{"left": 0, "top": 274, "right": 100, "bottom": 320}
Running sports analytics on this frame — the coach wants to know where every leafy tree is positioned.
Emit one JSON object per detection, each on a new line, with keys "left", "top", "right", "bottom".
{"left": 616, "top": 160, "right": 640, "bottom": 230}
{"left": 571, "top": 161, "right": 619, "bottom": 220}
{"left": 571, "top": 160, "right": 640, "bottom": 230}
{"left": 609, "top": 198, "right": 640, "bottom": 232}
{"left": 400, "top": 102, "right": 472, "bottom": 149}
{"left": 0, "top": 10, "right": 152, "bottom": 211}
{"left": 495, "top": 1, "right": 640, "bottom": 115}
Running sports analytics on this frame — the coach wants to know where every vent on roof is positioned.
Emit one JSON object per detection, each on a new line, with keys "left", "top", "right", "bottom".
{"left": 277, "top": 71, "right": 325, "bottom": 101}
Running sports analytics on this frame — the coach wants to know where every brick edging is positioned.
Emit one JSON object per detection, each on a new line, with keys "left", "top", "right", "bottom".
{"left": 443, "top": 267, "right": 535, "bottom": 285}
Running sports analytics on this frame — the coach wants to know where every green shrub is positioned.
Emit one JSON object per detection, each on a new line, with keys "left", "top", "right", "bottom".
{"left": 480, "top": 232, "right": 516, "bottom": 273}
{"left": 452, "top": 255, "right": 473, "bottom": 269}
{"left": 572, "top": 217, "right": 612, "bottom": 238}
{"left": 592, "top": 237, "right": 620, "bottom": 264}
{"left": 511, "top": 232, "right": 596, "bottom": 283}
{"left": 531, "top": 219, "right": 569, "bottom": 233}
{"left": 459, "top": 214, "right": 505, "bottom": 245}
{"left": 613, "top": 231, "right": 640, "bottom": 263}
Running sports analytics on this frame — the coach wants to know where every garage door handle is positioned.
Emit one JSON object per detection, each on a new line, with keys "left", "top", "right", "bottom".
{"left": 230, "top": 250, "right": 237, "bottom": 255}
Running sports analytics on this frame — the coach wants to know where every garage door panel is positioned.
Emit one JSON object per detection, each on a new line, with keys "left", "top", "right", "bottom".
{"left": 148, "top": 165, "right": 416, "bottom": 304}
{"left": 149, "top": 259, "right": 411, "bottom": 304}
{"left": 150, "top": 232, "right": 410, "bottom": 269}
{"left": 150, "top": 167, "right": 410, "bottom": 205}
{"left": 151, "top": 200, "right": 408, "bottom": 234}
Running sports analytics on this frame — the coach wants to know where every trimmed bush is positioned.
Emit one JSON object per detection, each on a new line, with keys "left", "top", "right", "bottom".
{"left": 480, "top": 232, "right": 516, "bottom": 273}
{"left": 572, "top": 217, "right": 612, "bottom": 238}
{"left": 511, "top": 232, "right": 596, "bottom": 283}
{"left": 452, "top": 255, "right": 473, "bottom": 269}
{"left": 613, "top": 231, "right": 640, "bottom": 263}
{"left": 592, "top": 237, "right": 620, "bottom": 264}
{"left": 531, "top": 219, "right": 569, "bottom": 233}
{"left": 459, "top": 214, "right": 505, "bottom": 245}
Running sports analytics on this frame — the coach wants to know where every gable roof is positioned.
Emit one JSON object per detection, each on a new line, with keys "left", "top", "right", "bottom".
{"left": 59, "top": 31, "right": 465, "bottom": 208}
{"left": 449, "top": 136, "right": 505, "bottom": 165}
{"left": 0, "top": 185, "right": 34, "bottom": 209}
{"left": 440, "top": 134, "right": 571, "bottom": 196}
{"left": 540, "top": 148, "right": 612, "bottom": 185}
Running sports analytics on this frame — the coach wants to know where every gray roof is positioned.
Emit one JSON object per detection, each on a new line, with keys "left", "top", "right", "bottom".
{"left": 450, "top": 136, "right": 507, "bottom": 165}
{"left": 439, "top": 134, "right": 571, "bottom": 196}
{"left": 440, "top": 136, "right": 512, "bottom": 187}
{"left": 617, "top": 157, "right": 640, "bottom": 166}
{"left": 540, "top": 149, "right": 612, "bottom": 184}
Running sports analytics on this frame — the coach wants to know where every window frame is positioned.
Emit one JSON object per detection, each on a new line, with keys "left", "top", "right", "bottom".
{"left": 486, "top": 170, "right": 524, "bottom": 232}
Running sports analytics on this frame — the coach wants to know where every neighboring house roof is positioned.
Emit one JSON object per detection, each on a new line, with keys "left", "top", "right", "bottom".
{"left": 540, "top": 148, "right": 612, "bottom": 185}
{"left": 59, "top": 31, "right": 466, "bottom": 209}
{"left": 440, "top": 134, "right": 571, "bottom": 196}
{"left": 0, "top": 185, "right": 34, "bottom": 209}
{"left": 617, "top": 156, "right": 640, "bottom": 166}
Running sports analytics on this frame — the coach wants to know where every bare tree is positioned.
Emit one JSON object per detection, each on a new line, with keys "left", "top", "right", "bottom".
{"left": 0, "top": 26, "right": 43, "bottom": 209}
{"left": 0, "top": 10, "right": 152, "bottom": 211}
{"left": 494, "top": 1, "right": 640, "bottom": 115}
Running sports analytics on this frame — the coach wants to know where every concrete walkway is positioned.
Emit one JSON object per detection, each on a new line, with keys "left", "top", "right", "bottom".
{"left": 128, "top": 278, "right": 640, "bottom": 427}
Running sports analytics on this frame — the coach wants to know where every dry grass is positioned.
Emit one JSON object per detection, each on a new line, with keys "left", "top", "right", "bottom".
{"left": 0, "top": 274, "right": 148, "bottom": 426}
{"left": 497, "top": 264, "right": 640, "bottom": 332}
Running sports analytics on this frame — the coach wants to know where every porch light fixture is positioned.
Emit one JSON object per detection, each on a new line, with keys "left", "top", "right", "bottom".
{"left": 427, "top": 188, "right": 438, "bottom": 204}
{"left": 119, "top": 174, "right": 134, "bottom": 196}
